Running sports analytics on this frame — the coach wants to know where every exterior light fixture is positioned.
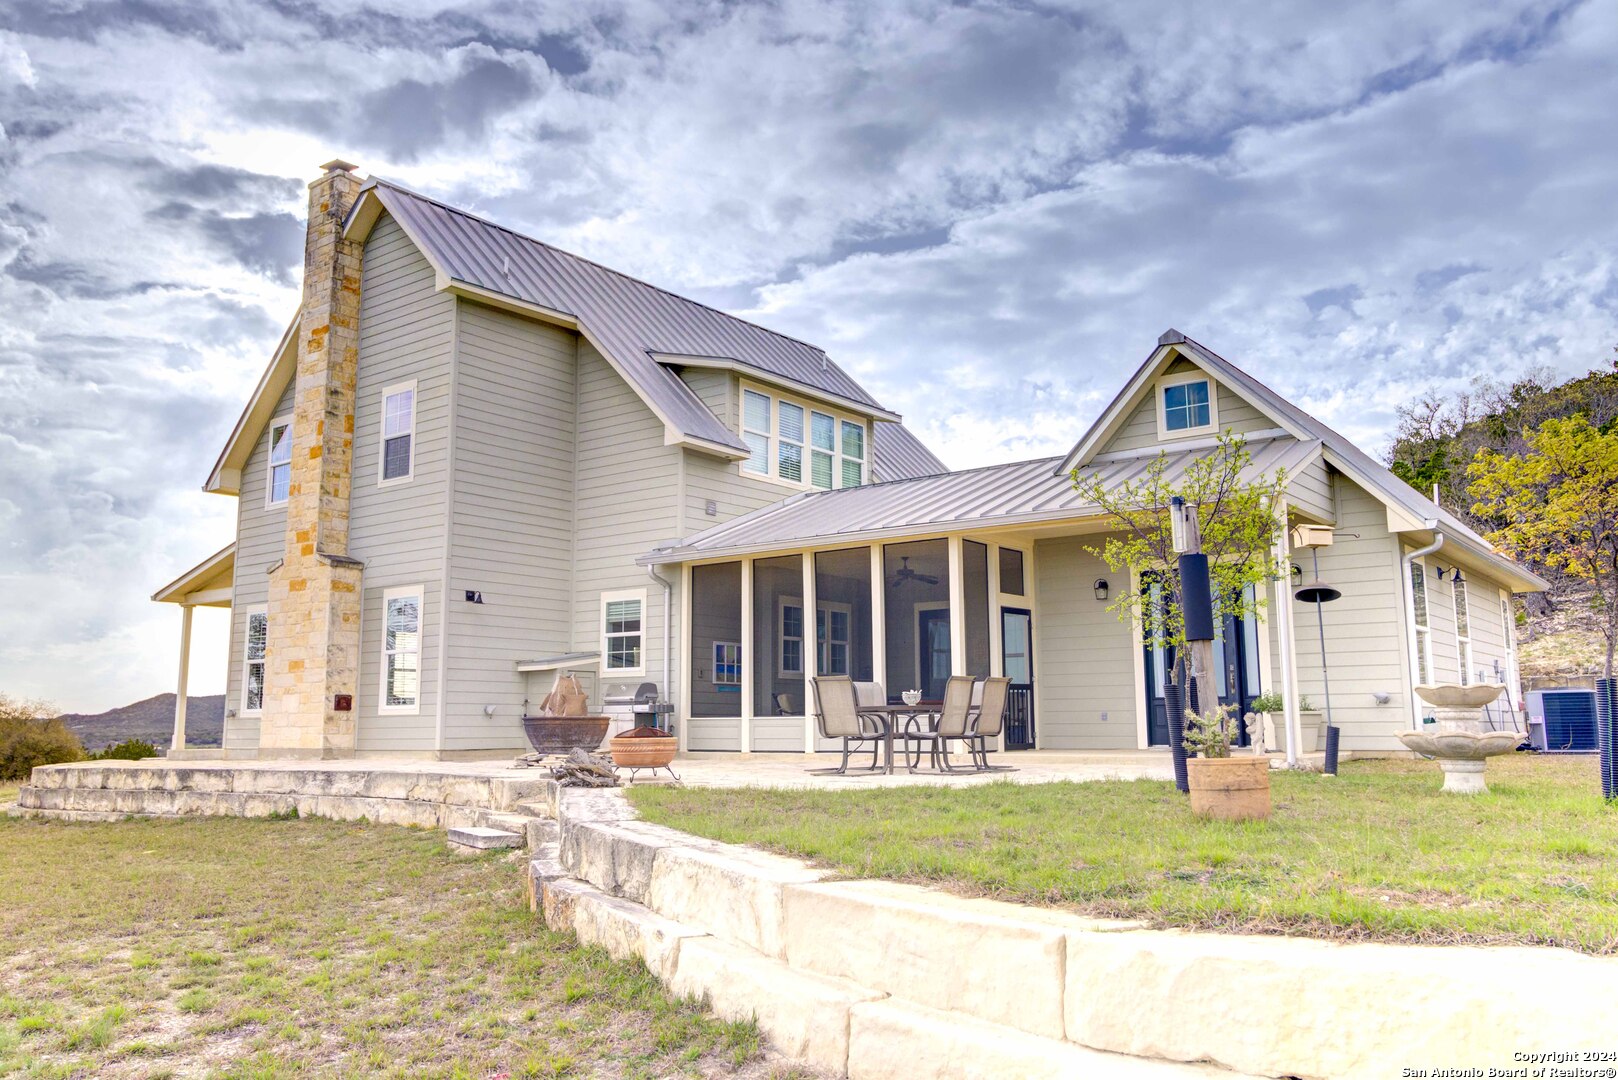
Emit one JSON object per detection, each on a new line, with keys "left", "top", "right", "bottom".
{"left": 1093, "top": 578, "right": 1109, "bottom": 602}
{"left": 1169, "top": 496, "right": 1194, "bottom": 554}
{"left": 1450, "top": 569, "right": 1465, "bottom": 585}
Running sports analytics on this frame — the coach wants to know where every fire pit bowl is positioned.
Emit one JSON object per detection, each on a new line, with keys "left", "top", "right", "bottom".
{"left": 522, "top": 714, "right": 611, "bottom": 756}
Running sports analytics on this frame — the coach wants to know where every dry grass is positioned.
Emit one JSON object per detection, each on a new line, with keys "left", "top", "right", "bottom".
{"left": 632, "top": 755, "right": 1618, "bottom": 953}
{"left": 0, "top": 809, "right": 818, "bottom": 1079}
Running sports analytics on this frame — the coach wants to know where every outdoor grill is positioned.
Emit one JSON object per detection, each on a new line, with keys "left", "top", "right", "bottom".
{"left": 604, "top": 681, "right": 674, "bottom": 732}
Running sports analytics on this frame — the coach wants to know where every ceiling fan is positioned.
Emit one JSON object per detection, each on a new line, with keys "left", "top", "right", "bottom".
{"left": 888, "top": 556, "right": 940, "bottom": 588}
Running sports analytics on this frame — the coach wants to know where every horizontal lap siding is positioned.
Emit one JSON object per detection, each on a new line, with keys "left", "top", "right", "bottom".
{"left": 685, "top": 717, "right": 741, "bottom": 751}
{"left": 223, "top": 377, "right": 295, "bottom": 752}
{"left": 1032, "top": 536, "right": 1140, "bottom": 749}
{"left": 443, "top": 302, "right": 579, "bottom": 750}
{"left": 1287, "top": 457, "right": 1336, "bottom": 524}
{"left": 350, "top": 213, "right": 452, "bottom": 752}
{"left": 1104, "top": 365, "right": 1280, "bottom": 455}
{"left": 750, "top": 716, "right": 805, "bottom": 753}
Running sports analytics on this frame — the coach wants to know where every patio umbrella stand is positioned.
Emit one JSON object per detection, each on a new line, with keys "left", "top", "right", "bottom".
{"left": 1294, "top": 546, "right": 1342, "bottom": 776}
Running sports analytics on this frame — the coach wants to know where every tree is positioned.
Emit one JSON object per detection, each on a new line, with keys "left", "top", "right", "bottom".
{"left": 1073, "top": 431, "right": 1288, "bottom": 721}
{"left": 1469, "top": 415, "right": 1618, "bottom": 677}
{"left": 0, "top": 693, "right": 83, "bottom": 781}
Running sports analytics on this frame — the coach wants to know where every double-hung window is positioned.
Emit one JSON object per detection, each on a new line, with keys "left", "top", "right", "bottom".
{"left": 713, "top": 642, "right": 742, "bottom": 687}
{"left": 1453, "top": 579, "right": 1473, "bottom": 686}
{"left": 839, "top": 421, "right": 865, "bottom": 488}
{"left": 779, "top": 600, "right": 804, "bottom": 676}
{"left": 602, "top": 590, "right": 645, "bottom": 675}
{"left": 778, "top": 401, "right": 805, "bottom": 483}
{"left": 266, "top": 417, "right": 292, "bottom": 506}
{"left": 1157, "top": 373, "right": 1216, "bottom": 437}
{"left": 381, "top": 586, "right": 422, "bottom": 712}
{"left": 1410, "top": 562, "right": 1432, "bottom": 684}
{"left": 739, "top": 382, "right": 867, "bottom": 490}
{"left": 242, "top": 610, "right": 268, "bottom": 714}
{"left": 380, "top": 382, "right": 416, "bottom": 484}
{"left": 818, "top": 605, "right": 850, "bottom": 675}
{"left": 742, "top": 390, "right": 771, "bottom": 475}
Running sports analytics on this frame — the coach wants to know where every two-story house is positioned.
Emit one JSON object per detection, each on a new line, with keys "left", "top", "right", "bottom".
{"left": 154, "top": 160, "right": 1543, "bottom": 760}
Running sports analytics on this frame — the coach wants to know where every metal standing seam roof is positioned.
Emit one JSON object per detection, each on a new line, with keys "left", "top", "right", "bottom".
{"left": 872, "top": 421, "right": 948, "bottom": 481}
{"left": 365, "top": 180, "right": 890, "bottom": 455}
{"left": 642, "top": 436, "right": 1320, "bottom": 563}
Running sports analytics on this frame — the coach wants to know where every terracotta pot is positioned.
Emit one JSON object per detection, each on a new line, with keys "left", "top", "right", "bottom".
{"left": 1185, "top": 756, "right": 1272, "bottom": 821}
{"left": 610, "top": 733, "right": 677, "bottom": 768}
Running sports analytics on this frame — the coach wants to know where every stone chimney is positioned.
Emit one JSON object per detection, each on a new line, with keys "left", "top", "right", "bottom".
{"left": 260, "top": 160, "right": 367, "bottom": 758}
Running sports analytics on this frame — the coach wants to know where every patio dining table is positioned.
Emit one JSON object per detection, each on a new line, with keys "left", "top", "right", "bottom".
{"left": 868, "top": 703, "right": 939, "bottom": 774}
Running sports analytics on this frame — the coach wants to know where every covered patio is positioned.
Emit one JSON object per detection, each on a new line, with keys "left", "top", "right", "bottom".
{"left": 151, "top": 543, "right": 234, "bottom": 758}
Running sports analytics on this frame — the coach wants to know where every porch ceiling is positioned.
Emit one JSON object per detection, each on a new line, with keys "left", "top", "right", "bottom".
{"left": 152, "top": 544, "right": 234, "bottom": 607}
{"left": 642, "top": 436, "right": 1322, "bottom": 564}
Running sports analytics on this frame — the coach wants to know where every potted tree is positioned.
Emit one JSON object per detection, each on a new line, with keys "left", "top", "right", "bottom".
{"left": 1184, "top": 703, "right": 1272, "bottom": 820}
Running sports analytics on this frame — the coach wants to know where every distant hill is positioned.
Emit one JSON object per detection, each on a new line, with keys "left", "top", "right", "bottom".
{"left": 58, "top": 694, "right": 225, "bottom": 750}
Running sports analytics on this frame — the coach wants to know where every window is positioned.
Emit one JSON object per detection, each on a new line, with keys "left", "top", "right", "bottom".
{"left": 1157, "top": 373, "right": 1216, "bottom": 437}
{"left": 713, "top": 642, "right": 742, "bottom": 687}
{"left": 242, "top": 610, "right": 267, "bottom": 714}
{"left": 1410, "top": 562, "right": 1432, "bottom": 684}
{"left": 379, "top": 382, "right": 416, "bottom": 484}
{"left": 602, "top": 590, "right": 645, "bottom": 675}
{"left": 381, "top": 586, "right": 422, "bottom": 712}
{"left": 738, "top": 382, "right": 867, "bottom": 490}
{"left": 818, "top": 605, "right": 851, "bottom": 675}
{"left": 998, "top": 547, "right": 1026, "bottom": 597}
{"left": 779, "top": 600, "right": 804, "bottom": 676}
{"left": 266, "top": 417, "right": 292, "bottom": 506}
{"left": 1453, "top": 578, "right": 1473, "bottom": 686}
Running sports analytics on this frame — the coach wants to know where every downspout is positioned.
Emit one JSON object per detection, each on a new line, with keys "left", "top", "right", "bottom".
{"left": 1401, "top": 525, "right": 1446, "bottom": 729}
{"left": 647, "top": 564, "right": 674, "bottom": 725}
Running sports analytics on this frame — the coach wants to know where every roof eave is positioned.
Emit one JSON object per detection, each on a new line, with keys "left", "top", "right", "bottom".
{"left": 654, "top": 352, "right": 901, "bottom": 422}
{"left": 205, "top": 315, "right": 301, "bottom": 496}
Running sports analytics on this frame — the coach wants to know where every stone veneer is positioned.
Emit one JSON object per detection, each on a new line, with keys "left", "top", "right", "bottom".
{"left": 261, "top": 161, "right": 366, "bottom": 758}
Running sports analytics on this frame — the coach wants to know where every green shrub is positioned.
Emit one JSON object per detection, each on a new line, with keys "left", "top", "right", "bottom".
{"left": 0, "top": 694, "right": 83, "bottom": 781}
{"left": 89, "top": 739, "right": 159, "bottom": 762}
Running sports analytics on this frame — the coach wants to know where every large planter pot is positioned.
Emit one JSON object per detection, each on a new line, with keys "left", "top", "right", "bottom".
{"left": 610, "top": 731, "right": 678, "bottom": 769}
{"left": 1185, "top": 756, "right": 1272, "bottom": 821}
{"left": 1263, "top": 711, "right": 1325, "bottom": 753}
{"left": 522, "top": 714, "right": 611, "bottom": 756}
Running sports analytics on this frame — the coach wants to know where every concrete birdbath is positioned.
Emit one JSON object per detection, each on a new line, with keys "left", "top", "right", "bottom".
{"left": 1397, "top": 684, "right": 1524, "bottom": 794}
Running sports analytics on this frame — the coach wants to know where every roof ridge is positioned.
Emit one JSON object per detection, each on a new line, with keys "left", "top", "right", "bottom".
{"left": 368, "top": 177, "right": 861, "bottom": 376}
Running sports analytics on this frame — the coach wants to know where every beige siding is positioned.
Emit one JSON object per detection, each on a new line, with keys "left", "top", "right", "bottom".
{"left": 1286, "top": 457, "right": 1336, "bottom": 524}
{"left": 223, "top": 377, "right": 296, "bottom": 752}
{"left": 349, "top": 212, "right": 453, "bottom": 752}
{"left": 1031, "top": 535, "right": 1140, "bottom": 749}
{"left": 1103, "top": 367, "right": 1281, "bottom": 456}
{"left": 441, "top": 301, "right": 579, "bottom": 751}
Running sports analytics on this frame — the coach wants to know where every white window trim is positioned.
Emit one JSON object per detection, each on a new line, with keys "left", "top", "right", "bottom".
{"left": 1155, "top": 370, "right": 1219, "bottom": 441}
{"left": 377, "top": 379, "right": 418, "bottom": 487}
{"left": 378, "top": 584, "right": 425, "bottom": 716}
{"left": 998, "top": 547, "right": 1028, "bottom": 598}
{"left": 1409, "top": 559, "right": 1433, "bottom": 687}
{"left": 737, "top": 380, "right": 868, "bottom": 492}
{"left": 1453, "top": 578, "right": 1473, "bottom": 687}
{"left": 712, "top": 641, "right": 742, "bottom": 687}
{"left": 601, "top": 588, "right": 647, "bottom": 677}
{"left": 817, "top": 600, "right": 854, "bottom": 676}
{"left": 241, "top": 608, "right": 268, "bottom": 716}
{"left": 778, "top": 596, "right": 805, "bottom": 678}
{"left": 265, "top": 414, "right": 293, "bottom": 510}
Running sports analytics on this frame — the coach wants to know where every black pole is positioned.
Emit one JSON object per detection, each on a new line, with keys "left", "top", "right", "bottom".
{"left": 1598, "top": 677, "right": 1616, "bottom": 802}
{"left": 1165, "top": 675, "right": 1189, "bottom": 794}
{"left": 1312, "top": 547, "right": 1341, "bottom": 776}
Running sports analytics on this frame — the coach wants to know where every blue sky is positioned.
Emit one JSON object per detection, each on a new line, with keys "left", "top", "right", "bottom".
{"left": 1, "top": 0, "right": 1614, "bottom": 711}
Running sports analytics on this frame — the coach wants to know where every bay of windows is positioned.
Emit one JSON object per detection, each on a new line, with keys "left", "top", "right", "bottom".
{"left": 740, "top": 385, "right": 865, "bottom": 490}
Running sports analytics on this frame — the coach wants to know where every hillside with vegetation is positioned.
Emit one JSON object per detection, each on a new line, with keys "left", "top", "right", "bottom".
{"left": 1384, "top": 353, "right": 1618, "bottom": 679}
{"left": 58, "top": 694, "right": 223, "bottom": 751}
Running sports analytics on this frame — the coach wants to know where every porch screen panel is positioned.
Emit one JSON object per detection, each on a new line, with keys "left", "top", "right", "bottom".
{"left": 883, "top": 539, "right": 950, "bottom": 701}
{"left": 963, "top": 540, "right": 991, "bottom": 677}
{"left": 753, "top": 555, "right": 805, "bottom": 717}
{"left": 690, "top": 562, "right": 742, "bottom": 718}
{"left": 814, "top": 548, "right": 873, "bottom": 683}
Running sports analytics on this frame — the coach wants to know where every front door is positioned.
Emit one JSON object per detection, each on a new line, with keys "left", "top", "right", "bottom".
{"left": 1001, "top": 608, "right": 1035, "bottom": 749}
{"left": 918, "top": 608, "right": 951, "bottom": 700}
{"left": 1142, "top": 579, "right": 1260, "bottom": 747}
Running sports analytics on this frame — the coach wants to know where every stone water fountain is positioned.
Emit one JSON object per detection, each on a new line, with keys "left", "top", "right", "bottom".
{"left": 1397, "top": 684, "right": 1525, "bottom": 794}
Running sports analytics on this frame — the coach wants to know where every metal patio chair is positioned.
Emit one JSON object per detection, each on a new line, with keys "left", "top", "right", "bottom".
{"left": 967, "top": 676, "right": 1014, "bottom": 772}
{"left": 810, "top": 676, "right": 882, "bottom": 774}
{"left": 902, "top": 675, "right": 977, "bottom": 773}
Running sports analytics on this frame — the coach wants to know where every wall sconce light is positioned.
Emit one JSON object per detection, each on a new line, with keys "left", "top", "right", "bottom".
{"left": 1290, "top": 563, "right": 1303, "bottom": 581}
{"left": 1093, "top": 578, "right": 1109, "bottom": 601}
{"left": 1450, "top": 569, "right": 1465, "bottom": 585}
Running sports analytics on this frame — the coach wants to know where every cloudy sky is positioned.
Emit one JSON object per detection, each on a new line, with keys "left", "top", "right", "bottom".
{"left": 1, "top": 0, "right": 1614, "bottom": 712}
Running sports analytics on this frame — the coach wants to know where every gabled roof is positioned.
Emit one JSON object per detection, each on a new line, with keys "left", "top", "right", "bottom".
{"left": 872, "top": 421, "right": 948, "bottom": 482}
{"left": 640, "top": 436, "right": 1319, "bottom": 564}
{"left": 205, "top": 315, "right": 298, "bottom": 494}
{"left": 347, "top": 179, "right": 896, "bottom": 456}
{"left": 1057, "top": 329, "right": 1548, "bottom": 591}
{"left": 152, "top": 544, "right": 235, "bottom": 606}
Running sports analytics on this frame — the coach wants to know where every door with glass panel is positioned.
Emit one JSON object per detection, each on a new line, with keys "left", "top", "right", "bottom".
{"left": 1001, "top": 608, "right": 1035, "bottom": 749}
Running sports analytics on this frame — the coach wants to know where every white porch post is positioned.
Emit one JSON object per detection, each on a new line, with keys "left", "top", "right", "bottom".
{"left": 988, "top": 542, "right": 1006, "bottom": 751}
{"left": 802, "top": 552, "right": 817, "bottom": 753}
{"left": 869, "top": 545, "right": 886, "bottom": 694}
{"left": 677, "top": 562, "right": 692, "bottom": 753}
{"left": 947, "top": 536, "right": 966, "bottom": 677}
{"left": 172, "top": 603, "right": 194, "bottom": 755}
{"left": 740, "top": 557, "right": 755, "bottom": 754}
{"left": 1273, "top": 500, "right": 1302, "bottom": 767}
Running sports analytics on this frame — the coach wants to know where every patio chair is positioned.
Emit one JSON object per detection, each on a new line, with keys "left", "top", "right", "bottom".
{"left": 853, "top": 681, "right": 889, "bottom": 733}
{"left": 967, "top": 677, "right": 1014, "bottom": 771}
{"left": 810, "top": 676, "right": 882, "bottom": 774}
{"left": 901, "top": 675, "right": 976, "bottom": 773}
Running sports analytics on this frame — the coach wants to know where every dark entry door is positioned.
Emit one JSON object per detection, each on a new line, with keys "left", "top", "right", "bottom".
{"left": 1142, "top": 579, "right": 1260, "bottom": 747}
{"left": 1001, "top": 608, "right": 1035, "bottom": 749}
{"left": 918, "top": 608, "right": 952, "bottom": 700}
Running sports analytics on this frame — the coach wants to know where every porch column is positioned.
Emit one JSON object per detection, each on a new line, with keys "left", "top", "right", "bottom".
{"left": 171, "top": 603, "right": 194, "bottom": 755}
{"left": 802, "top": 552, "right": 817, "bottom": 754}
{"left": 947, "top": 536, "right": 966, "bottom": 676}
{"left": 988, "top": 542, "right": 1006, "bottom": 752}
{"left": 1272, "top": 500, "right": 1303, "bottom": 766}
{"left": 740, "top": 557, "right": 754, "bottom": 754}
{"left": 677, "top": 563, "right": 692, "bottom": 753}
{"left": 869, "top": 545, "right": 886, "bottom": 694}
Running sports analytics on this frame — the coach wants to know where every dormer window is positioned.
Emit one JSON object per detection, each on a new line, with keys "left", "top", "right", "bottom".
{"left": 1156, "top": 372, "right": 1218, "bottom": 438}
{"left": 738, "top": 382, "right": 866, "bottom": 490}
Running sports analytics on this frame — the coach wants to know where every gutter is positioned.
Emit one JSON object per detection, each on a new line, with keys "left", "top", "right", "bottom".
{"left": 1400, "top": 525, "right": 1446, "bottom": 729}
{"left": 647, "top": 565, "right": 675, "bottom": 715}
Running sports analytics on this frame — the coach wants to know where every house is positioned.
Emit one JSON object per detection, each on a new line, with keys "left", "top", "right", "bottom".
{"left": 154, "top": 160, "right": 1545, "bottom": 760}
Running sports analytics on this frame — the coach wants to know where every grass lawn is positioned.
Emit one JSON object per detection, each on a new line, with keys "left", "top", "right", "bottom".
{"left": 631, "top": 755, "right": 1618, "bottom": 953}
{"left": 0, "top": 800, "right": 808, "bottom": 1079}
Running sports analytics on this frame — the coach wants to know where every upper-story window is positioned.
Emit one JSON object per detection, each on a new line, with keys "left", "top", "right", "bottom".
{"left": 379, "top": 381, "right": 416, "bottom": 485}
{"left": 1156, "top": 372, "right": 1217, "bottom": 438}
{"left": 739, "top": 383, "right": 866, "bottom": 490}
{"left": 266, "top": 416, "right": 293, "bottom": 507}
